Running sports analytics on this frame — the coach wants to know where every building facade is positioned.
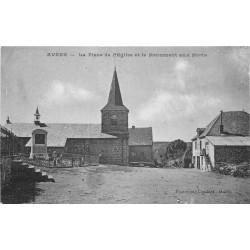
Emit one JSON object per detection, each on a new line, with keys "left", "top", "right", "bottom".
{"left": 128, "top": 126, "right": 153, "bottom": 162}
{"left": 192, "top": 111, "right": 250, "bottom": 171}
{"left": 5, "top": 68, "right": 153, "bottom": 165}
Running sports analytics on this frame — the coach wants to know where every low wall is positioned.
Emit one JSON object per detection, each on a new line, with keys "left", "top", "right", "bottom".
{"left": 129, "top": 145, "right": 153, "bottom": 163}
{"left": 215, "top": 146, "right": 250, "bottom": 165}
{"left": 1, "top": 157, "right": 12, "bottom": 189}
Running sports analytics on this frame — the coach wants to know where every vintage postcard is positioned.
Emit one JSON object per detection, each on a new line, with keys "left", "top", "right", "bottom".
{"left": 1, "top": 46, "right": 249, "bottom": 204}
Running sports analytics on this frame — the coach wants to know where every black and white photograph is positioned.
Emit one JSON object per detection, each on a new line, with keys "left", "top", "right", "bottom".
{"left": 0, "top": 1, "right": 249, "bottom": 250}
{"left": 1, "top": 46, "right": 249, "bottom": 204}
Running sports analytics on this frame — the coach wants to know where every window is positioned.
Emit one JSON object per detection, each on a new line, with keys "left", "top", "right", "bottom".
{"left": 111, "top": 114, "right": 118, "bottom": 125}
{"left": 35, "top": 134, "right": 45, "bottom": 144}
{"left": 205, "top": 142, "right": 209, "bottom": 154}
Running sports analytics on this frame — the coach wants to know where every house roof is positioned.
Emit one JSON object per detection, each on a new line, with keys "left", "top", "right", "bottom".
{"left": 199, "top": 114, "right": 221, "bottom": 138}
{"left": 206, "top": 136, "right": 250, "bottom": 146}
{"left": 5, "top": 123, "right": 117, "bottom": 147}
{"left": 191, "top": 134, "right": 198, "bottom": 141}
{"left": 128, "top": 127, "right": 153, "bottom": 146}
{"left": 101, "top": 67, "right": 128, "bottom": 111}
{"left": 199, "top": 111, "right": 250, "bottom": 138}
{"left": 5, "top": 123, "right": 152, "bottom": 147}
{"left": 192, "top": 127, "right": 206, "bottom": 141}
{"left": 191, "top": 111, "right": 250, "bottom": 141}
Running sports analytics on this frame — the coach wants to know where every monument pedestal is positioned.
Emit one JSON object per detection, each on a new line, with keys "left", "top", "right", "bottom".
{"left": 30, "top": 129, "right": 48, "bottom": 160}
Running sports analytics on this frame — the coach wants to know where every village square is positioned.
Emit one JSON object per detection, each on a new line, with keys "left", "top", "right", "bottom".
{"left": 1, "top": 47, "right": 250, "bottom": 204}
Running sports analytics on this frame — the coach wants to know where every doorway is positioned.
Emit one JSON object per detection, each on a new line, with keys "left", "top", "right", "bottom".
{"left": 197, "top": 156, "right": 200, "bottom": 170}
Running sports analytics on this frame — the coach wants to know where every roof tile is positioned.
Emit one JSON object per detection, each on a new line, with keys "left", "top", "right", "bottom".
{"left": 128, "top": 127, "right": 153, "bottom": 146}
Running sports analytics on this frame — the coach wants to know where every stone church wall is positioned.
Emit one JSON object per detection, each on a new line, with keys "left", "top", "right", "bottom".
{"left": 65, "top": 138, "right": 129, "bottom": 165}
{"left": 101, "top": 110, "right": 128, "bottom": 134}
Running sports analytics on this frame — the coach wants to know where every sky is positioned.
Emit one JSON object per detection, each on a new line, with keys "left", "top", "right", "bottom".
{"left": 1, "top": 46, "right": 249, "bottom": 141}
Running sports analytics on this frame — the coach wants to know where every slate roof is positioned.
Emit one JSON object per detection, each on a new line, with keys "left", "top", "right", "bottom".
{"left": 192, "top": 111, "right": 250, "bottom": 140}
{"left": 199, "top": 114, "right": 220, "bottom": 138}
{"left": 206, "top": 136, "right": 250, "bottom": 146}
{"left": 5, "top": 123, "right": 117, "bottom": 147}
{"left": 101, "top": 68, "right": 129, "bottom": 111}
{"left": 128, "top": 127, "right": 153, "bottom": 146}
{"left": 191, "top": 134, "right": 198, "bottom": 141}
{"left": 192, "top": 128, "right": 206, "bottom": 140}
{"left": 5, "top": 123, "right": 153, "bottom": 147}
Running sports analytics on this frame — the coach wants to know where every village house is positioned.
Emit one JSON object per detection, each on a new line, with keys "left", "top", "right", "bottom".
{"left": 5, "top": 68, "right": 153, "bottom": 165}
{"left": 192, "top": 110, "right": 250, "bottom": 171}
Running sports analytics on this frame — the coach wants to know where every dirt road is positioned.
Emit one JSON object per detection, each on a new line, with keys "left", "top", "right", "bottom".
{"left": 2, "top": 165, "right": 250, "bottom": 203}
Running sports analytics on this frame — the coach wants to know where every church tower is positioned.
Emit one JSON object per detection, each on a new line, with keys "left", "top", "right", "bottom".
{"left": 101, "top": 67, "right": 129, "bottom": 138}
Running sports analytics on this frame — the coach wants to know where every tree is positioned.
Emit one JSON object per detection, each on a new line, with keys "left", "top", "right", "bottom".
{"left": 165, "top": 139, "right": 187, "bottom": 158}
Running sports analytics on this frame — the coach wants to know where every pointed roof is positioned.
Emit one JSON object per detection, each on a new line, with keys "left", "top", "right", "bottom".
{"left": 102, "top": 68, "right": 128, "bottom": 111}
{"left": 108, "top": 67, "right": 123, "bottom": 106}
{"left": 191, "top": 111, "right": 250, "bottom": 140}
{"left": 34, "top": 107, "right": 40, "bottom": 116}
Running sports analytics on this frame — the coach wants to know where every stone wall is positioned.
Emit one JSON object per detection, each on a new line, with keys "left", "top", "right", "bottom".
{"left": 65, "top": 138, "right": 129, "bottom": 165}
{"left": 1, "top": 157, "right": 12, "bottom": 190}
{"left": 129, "top": 145, "right": 153, "bottom": 162}
{"left": 17, "top": 137, "right": 31, "bottom": 153}
{"left": 214, "top": 146, "right": 250, "bottom": 165}
{"left": 101, "top": 110, "right": 128, "bottom": 134}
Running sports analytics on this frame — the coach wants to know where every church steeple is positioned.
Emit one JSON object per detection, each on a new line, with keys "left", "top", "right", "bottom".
{"left": 107, "top": 67, "right": 124, "bottom": 106}
{"left": 101, "top": 67, "right": 128, "bottom": 111}
{"left": 101, "top": 67, "right": 129, "bottom": 135}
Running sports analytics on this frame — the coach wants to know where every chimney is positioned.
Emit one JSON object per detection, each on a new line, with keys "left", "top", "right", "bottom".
{"left": 219, "top": 110, "right": 224, "bottom": 134}
{"left": 6, "top": 116, "right": 12, "bottom": 124}
{"left": 132, "top": 125, "right": 135, "bottom": 129}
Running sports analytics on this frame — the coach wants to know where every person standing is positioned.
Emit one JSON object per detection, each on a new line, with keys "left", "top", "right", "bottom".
{"left": 52, "top": 150, "right": 57, "bottom": 166}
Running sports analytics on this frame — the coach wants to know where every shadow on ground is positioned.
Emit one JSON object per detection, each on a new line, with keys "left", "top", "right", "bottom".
{"left": 1, "top": 181, "right": 44, "bottom": 204}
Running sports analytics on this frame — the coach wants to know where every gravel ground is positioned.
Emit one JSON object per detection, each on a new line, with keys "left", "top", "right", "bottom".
{"left": 2, "top": 165, "right": 250, "bottom": 204}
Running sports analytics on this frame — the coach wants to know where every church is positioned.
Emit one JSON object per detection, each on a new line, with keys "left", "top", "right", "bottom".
{"left": 5, "top": 68, "right": 153, "bottom": 165}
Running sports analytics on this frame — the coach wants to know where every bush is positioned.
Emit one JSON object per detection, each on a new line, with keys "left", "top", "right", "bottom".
{"left": 165, "top": 139, "right": 187, "bottom": 160}
{"left": 215, "top": 162, "right": 250, "bottom": 178}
